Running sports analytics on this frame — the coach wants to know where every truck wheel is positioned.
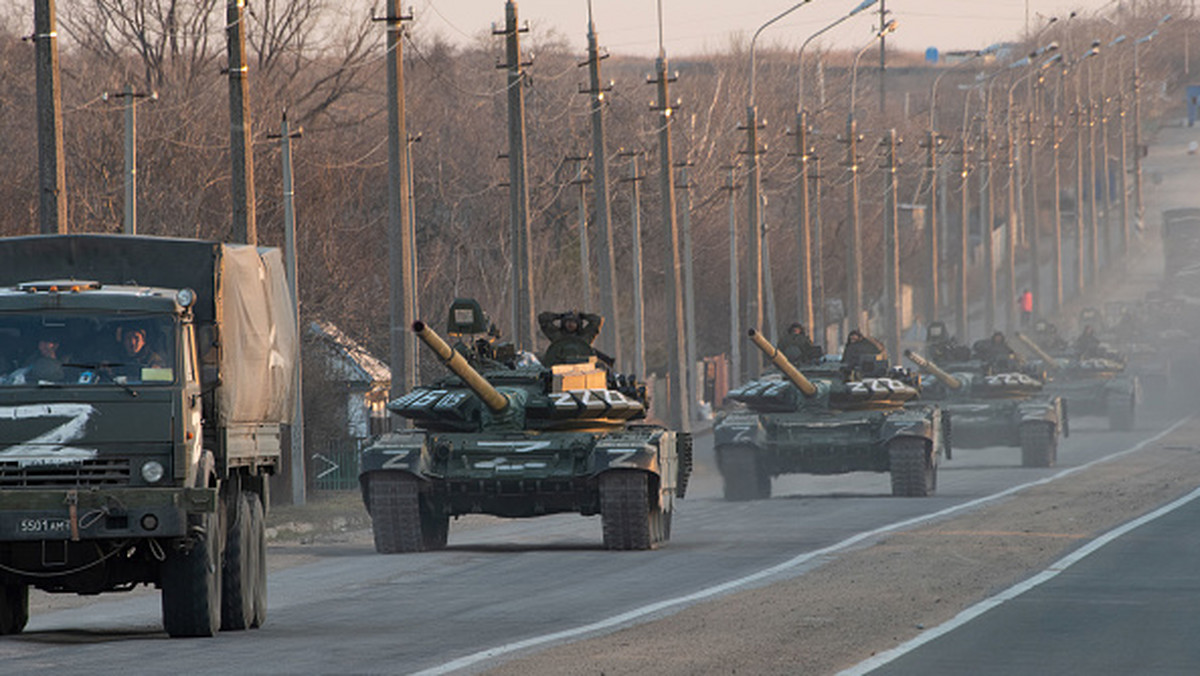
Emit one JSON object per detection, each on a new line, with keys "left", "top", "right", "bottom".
{"left": 889, "top": 438, "right": 936, "bottom": 497}
{"left": 600, "top": 471, "right": 659, "bottom": 550}
{"left": 0, "top": 582, "right": 29, "bottom": 635}
{"left": 1020, "top": 422, "right": 1058, "bottom": 467}
{"left": 1108, "top": 395, "right": 1135, "bottom": 431}
{"left": 719, "top": 445, "right": 771, "bottom": 501}
{"left": 162, "top": 509, "right": 224, "bottom": 637}
{"left": 221, "top": 490, "right": 255, "bottom": 630}
{"left": 248, "top": 491, "right": 267, "bottom": 628}
{"left": 367, "top": 471, "right": 424, "bottom": 554}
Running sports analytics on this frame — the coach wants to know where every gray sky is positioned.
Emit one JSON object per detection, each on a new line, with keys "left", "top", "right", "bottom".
{"left": 413, "top": 1, "right": 1133, "bottom": 57}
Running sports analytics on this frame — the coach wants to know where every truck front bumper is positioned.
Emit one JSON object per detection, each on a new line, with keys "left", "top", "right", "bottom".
{"left": 0, "top": 487, "right": 217, "bottom": 542}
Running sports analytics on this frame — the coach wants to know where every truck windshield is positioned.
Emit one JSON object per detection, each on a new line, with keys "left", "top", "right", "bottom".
{"left": 0, "top": 314, "right": 176, "bottom": 386}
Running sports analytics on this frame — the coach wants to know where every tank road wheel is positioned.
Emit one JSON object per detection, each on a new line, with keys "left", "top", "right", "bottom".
{"left": 421, "top": 501, "right": 450, "bottom": 551}
{"left": 889, "top": 438, "right": 936, "bottom": 497}
{"left": 221, "top": 490, "right": 255, "bottom": 630}
{"left": 1020, "top": 422, "right": 1058, "bottom": 468}
{"left": 600, "top": 471, "right": 662, "bottom": 550}
{"left": 161, "top": 508, "right": 224, "bottom": 637}
{"left": 1108, "top": 395, "right": 1135, "bottom": 432}
{"left": 0, "top": 582, "right": 29, "bottom": 635}
{"left": 719, "top": 445, "right": 771, "bottom": 501}
{"left": 367, "top": 471, "right": 425, "bottom": 554}
{"left": 248, "top": 491, "right": 268, "bottom": 628}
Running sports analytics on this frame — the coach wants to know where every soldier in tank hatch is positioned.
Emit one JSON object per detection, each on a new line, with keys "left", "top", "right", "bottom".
{"left": 538, "top": 310, "right": 603, "bottom": 367}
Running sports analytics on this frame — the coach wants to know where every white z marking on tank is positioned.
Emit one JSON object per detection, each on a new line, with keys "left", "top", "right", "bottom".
{"left": 475, "top": 440, "right": 552, "bottom": 453}
{"left": 0, "top": 404, "right": 98, "bottom": 465}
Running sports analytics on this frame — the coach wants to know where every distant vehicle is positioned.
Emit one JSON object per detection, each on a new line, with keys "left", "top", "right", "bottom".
{"left": 712, "top": 330, "right": 948, "bottom": 500}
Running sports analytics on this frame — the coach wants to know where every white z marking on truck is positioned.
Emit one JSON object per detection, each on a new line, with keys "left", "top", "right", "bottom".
{"left": 0, "top": 404, "right": 98, "bottom": 465}
{"left": 475, "top": 440, "right": 552, "bottom": 454}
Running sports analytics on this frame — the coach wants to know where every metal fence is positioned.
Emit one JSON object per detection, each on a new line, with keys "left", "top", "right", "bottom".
{"left": 311, "top": 441, "right": 362, "bottom": 491}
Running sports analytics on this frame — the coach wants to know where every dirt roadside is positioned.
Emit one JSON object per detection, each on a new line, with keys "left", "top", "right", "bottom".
{"left": 479, "top": 417, "right": 1200, "bottom": 676}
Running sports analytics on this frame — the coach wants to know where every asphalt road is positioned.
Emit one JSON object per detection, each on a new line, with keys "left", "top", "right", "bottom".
{"left": 0, "top": 406, "right": 1186, "bottom": 675}
{"left": 865, "top": 476, "right": 1200, "bottom": 676}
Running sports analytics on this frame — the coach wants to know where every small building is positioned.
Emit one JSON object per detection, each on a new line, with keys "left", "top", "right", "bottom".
{"left": 307, "top": 319, "right": 391, "bottom": 441}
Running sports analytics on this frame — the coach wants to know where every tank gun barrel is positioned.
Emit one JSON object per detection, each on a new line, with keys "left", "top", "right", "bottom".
{"left": 748, "top": 328, "right": 818, "bottom": 397}
{"left": 1013, "top": 332, "right": 1060, "bottom": 369}
{"left": 412, "top": 321, "right": 509, "bottom": 412}
{"left": 904, "top": 349, "right": 963, "bottom": 390}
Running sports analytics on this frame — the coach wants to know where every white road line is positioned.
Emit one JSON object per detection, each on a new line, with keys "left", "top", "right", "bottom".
{"left": 415, "top": 416, "right": 1193, "bottom": 676}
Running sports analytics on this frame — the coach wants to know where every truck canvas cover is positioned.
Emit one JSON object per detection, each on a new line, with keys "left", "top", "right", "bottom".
{"left": 0, "top": 234, "right": 296, "bottom": 425}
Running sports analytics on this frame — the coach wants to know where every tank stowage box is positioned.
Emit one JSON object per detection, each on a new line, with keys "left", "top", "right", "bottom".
{"left": 0, "top": 234, "right": 295, "bottom": 637}
{"left": 358, "top": 299, "right": 691, "bottom": 552}
{"left": 712, "top": 330, "right": 947, "bottom": 500}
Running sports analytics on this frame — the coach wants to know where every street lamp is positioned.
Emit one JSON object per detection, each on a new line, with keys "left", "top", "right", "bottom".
{"left": 744, "top": 0, "right": 815, "bottom": 375}
{"left": 794, "top": 0, "right": 876, "bottom": 345}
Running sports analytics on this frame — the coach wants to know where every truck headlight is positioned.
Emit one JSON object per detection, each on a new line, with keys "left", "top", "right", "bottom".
{"left": 141, "top": 461, "right": 166, "bottom": 484}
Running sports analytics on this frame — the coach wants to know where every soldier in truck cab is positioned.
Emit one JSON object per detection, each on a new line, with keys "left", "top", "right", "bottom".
{"left": 112, "top": 324, "right": 166, "bottom": 381}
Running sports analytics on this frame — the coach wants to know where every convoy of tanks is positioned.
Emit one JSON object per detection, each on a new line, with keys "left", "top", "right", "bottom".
{"left": 0, "top": 205, "right": 1193, "bottom": 637}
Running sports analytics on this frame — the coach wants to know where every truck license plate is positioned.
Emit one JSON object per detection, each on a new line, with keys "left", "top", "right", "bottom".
{"left": 19, "top": 518, "right": 71, "bottom": 534}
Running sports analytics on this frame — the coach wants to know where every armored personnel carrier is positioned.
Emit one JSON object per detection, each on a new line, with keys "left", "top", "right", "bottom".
{"left": 713, "top": 330, "right": 947, "bottom": 500}
{"left": 905, "top": 350, "right": 1067, "bottom": 467}
{"left": 1015, "top": 332, "right": 1138, "bottom": 431}
{"left": 357, "top": 299, "right": 691, "bottom": 552}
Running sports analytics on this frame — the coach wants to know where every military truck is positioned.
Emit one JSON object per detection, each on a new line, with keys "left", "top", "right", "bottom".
{"left": 905, "top": 350, "right": 1066, "bottom": 467}
{"left": 713, "top": 329, "right": 947, "bottom": 500}
{"left": 0, "top": 235, "right": 296, "bottom": 637}
{"left": 1015, "top": 332, "right": 1138, "bottom": 431}
{"left": 358, "top": 299, "right": 690, "bottom": 552}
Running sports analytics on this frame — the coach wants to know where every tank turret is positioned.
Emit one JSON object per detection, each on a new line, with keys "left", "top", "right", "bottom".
{"left": 412, "top": 320, "right": 509, "bottom": 413}
{"left": 1014, "top": 332, "right": 1061, "bottom": 368}
{"left": 904, "top": 349, "right": 964, "bottom": 390}
{"left": 748, "top": 328, "right": 818, "bottom": 396}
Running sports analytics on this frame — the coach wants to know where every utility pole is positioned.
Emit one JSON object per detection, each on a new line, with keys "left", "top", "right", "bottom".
{"left": 979, "top": 93, "right": 996, "bottom": 336}
{"left": 105, "top": 85, "right": 155, "bottom": 235}
{"left": 34, "top": 0, "right": 65, "bottom": 234}
{"left": 678, "top": 161, "right": 699, "bottom": 422}
{"left": 1073, "top": 100, "right": 1086, "bottom": 296}
{"left": 842, "top": 117, "right": 863, "bottom": 332}
{"left": 1004, "top": 106, "right": 1019, "bottom": 332}
{"left": 579, "top": 5, "right": 621, "bottom": 365}
{"left": 406, "top": 132, "right": 421, "bottom": 377}
{"left": 378, "top": 2, "right": 416, "bottom": 406}
{"left": 955, "top": 138, "right": 971, "bottom": 342}
{"left": 1051, "top": 110, "right": 1065, "bottom": 312}
{"left": 882, "top": 129, "right": 901, "bottom": 358}
{"left": 568, "top": 155, "right": 593, "bottom": 308}
{"left": 270, "top": 113, "right": 306, "bottom": 506}
{"left": 1086, "top": 91, "right": 1100, "bottom": 279}
{"left": 1026, "top": 109, "right": 1042, "bottom": 318}
{"left": 226, "top": 0, "right": 256, "bottom": 245}
{"left": 762, "top": 194, "right": 778, "bottom": 343}
{"left": 878, "top": 0, "right": 888, "bottom": 114}
{"left": 791, "top": 111, "right": 814, "bottom": 331}
{"left": 921, "top": 130, "right": 941, "bottom": 324}
{"left": 496, "top": 1, "right": 536, "bottom": 351}
{"left": 649, "top": 44, "right": 691, "bottom": 431}
{"left": 810, "top": 153, "right": 826, "bottom": 342}
{"left": 740, "top": 107, "right": 765, "bottom": 378}
{"left": 724, "top": 164, "right": 742, "bottom": 388}
{"left": 621, "top": 150, "right": 647, "bottom": 379}
{"left": 1118, "top": 88, "right": 1131, "bottom": 254}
